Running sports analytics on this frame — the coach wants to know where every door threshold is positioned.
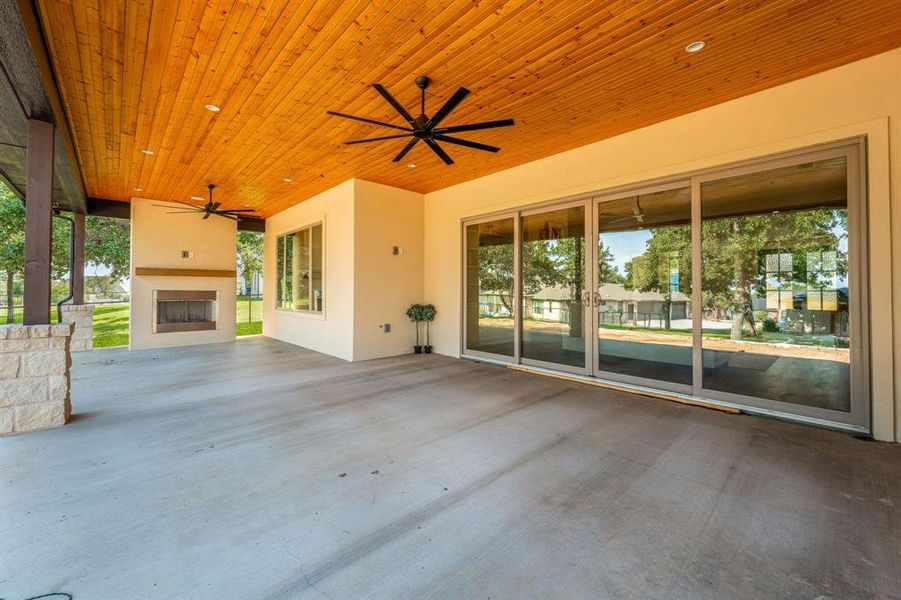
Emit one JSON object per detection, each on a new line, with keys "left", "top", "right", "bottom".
{"left": 505, "top": 363, "right": 740, "bottom": 414}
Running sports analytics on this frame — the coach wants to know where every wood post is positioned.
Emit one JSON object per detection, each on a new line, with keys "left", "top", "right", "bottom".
{"left": 73, "top": 212, "right": 85, "bottom": 304}
{"left": 23, "top": 119, "right": 54, "bottom": 325}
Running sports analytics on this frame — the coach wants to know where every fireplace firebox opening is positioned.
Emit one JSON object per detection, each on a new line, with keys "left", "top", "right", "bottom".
{"left": 153, "top": 290, "right": 218, "bottom": 333}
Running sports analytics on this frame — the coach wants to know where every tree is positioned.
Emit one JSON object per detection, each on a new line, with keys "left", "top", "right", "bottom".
{"left": 0, "top": 186, "right": 25, "bottom": 322}
{"left": 0, "top": 183, "right": 72, "bottom": 322}
{"left": 598, "top": 239, "right": 625, "bottom": 284}
{"left": 621, "top": 209, "right": 846, "bottom": 339}
{"left": 236, "top": 231, "right": 263, "bottom": 294}
{"left": 85, "top": 216, "right": 130, "bottom": 279}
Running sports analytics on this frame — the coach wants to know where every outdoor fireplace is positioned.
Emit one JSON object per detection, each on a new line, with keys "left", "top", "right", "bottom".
{"left": 153, "top": 290, "right": 218, "bottom": 333}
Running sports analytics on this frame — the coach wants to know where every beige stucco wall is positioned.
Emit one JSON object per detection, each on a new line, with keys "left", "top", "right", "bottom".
{"left": 353, "top": 179, "right": 424, "bottom": 361}
{"left": 263, "top": 180, "right": 356, "bottom": 361}
{"left": 423, "top": 48, "right": 901, "bottom": 442}
{"left": 263, "top": 179, "right": 425, "bottom": 361}
{"left": 130, "top": 198, "right": 237, "bottom": 350}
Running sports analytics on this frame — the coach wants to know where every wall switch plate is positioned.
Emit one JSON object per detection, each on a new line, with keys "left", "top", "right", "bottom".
{"left": 383, "top": 323, "right": 391, "bottom": 332}
{"left": 181, "top": 250, "right": 192, "bottom": 259}
{"left": 392, "top": 246, "right": 403, "bottom": 256}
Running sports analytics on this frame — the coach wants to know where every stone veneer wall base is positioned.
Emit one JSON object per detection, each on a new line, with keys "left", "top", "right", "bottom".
{"left": 60, "top": 304, "right": 95, "bottom": 352}
{"left": 0, "top": 323, "right": 73, "bottom": 435}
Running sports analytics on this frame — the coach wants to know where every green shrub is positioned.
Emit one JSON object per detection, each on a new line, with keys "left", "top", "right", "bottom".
{"left": 762, "top": 316, "right": 780, "bottom": 333}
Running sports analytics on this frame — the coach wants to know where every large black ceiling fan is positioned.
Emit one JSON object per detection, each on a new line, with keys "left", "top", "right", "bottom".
{"left": 328, "top": 76, "right": 514, "bottom": 165}
{"left": 154, "top": 184, "right": 258, "bottom": 221}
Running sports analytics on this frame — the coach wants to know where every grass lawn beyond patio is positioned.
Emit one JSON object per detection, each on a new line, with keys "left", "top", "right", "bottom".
{"left": 3, "top": 297, "right": 263, "bottom": 348}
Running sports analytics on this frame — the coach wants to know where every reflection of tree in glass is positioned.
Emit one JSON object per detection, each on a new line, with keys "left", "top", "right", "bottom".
{"left": 616, "top": 209, "right": 847, "bottom": 340}
{"left": 704, "top": 209, "right": 846, "bottom": 339}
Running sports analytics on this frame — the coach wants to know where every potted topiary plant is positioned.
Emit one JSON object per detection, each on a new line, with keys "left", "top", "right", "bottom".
{"left": 406, "top": 303, "right": 424, "bottom": 353}
{"left": 420, "top": 304, "right": 436, "bottom": 353}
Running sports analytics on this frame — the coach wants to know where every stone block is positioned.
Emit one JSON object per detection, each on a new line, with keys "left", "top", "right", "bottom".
{"left": 0, "top": 378, "right": 47, "bottom": 407}
{"left": 48, "top": 336, "right": 68, "bottom": 350}
{"left": 72, "top": 327, "right": 92, "bottom": 340}
{"left": 0, "top": 408, "right": 12, "bottom": 434}
{"left": 24, "top": 351, "right": 68, "bottom": 376}
{"left": 14, "top": 402, "right": 66, "bottom": 432}
{"left": 0, "top": 355, "right": 19, "bottom": 379}
{"left": 31, "top": 324, "right": 51, "bottom": 338}
{"left": 7, "top": 327, "right": 29, "bottom": 340}
{"left": 0, "top": 327, "right": 9, "bottom": 340}
{"left": 50, "top": 323, "right": 74, "bottom": 337}
{"left": 48, "top": 375, "right": 69, "bottom": 403}
{"left": 0, "top": 338, "right": 49, "bottom": 353}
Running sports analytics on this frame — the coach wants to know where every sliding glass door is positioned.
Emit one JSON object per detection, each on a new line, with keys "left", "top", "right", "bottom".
{"left": 520, "top": 204, "right": 589, "bottom": 372}
{"left": 594, "top": 184, "right": 694, "bottom": 390}
{"left": 696, "top": 148, "right": 865, "bottom": 427}
{"left": 464, "top": 216, "right": 516, "bottom": 358}
{"left": 461, "top": 141, "right": 867, "bottom": 432}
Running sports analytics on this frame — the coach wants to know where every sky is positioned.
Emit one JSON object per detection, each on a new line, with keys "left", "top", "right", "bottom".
{"left": 601, "top": 229, "right": 652, "bottom": 275}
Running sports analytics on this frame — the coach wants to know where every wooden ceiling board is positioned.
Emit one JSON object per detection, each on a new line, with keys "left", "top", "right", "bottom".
{"left": 34, "top": 0, "right": 901, "bottom": 217}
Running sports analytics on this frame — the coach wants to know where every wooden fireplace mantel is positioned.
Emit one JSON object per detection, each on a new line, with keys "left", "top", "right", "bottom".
{"left": 135, "top": 267, "right": 237, "bottom": 278}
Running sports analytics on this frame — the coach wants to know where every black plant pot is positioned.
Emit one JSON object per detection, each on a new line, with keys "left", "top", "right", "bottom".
{"left": 414, "top": 346, "right": 423, "bottom": 354}
{"left": 424, "top": 346, "right": 433, "bottom": 354}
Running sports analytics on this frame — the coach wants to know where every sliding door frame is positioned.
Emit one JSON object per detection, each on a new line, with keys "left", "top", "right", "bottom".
{"left": 591, "top": 179, "right": 694, "bottom": 395}
{"left": 459, "top": 137, "right": 869, "bottom": 434}
{"left": 692, "top": 143, "right": 869, "bottom": 430}
{"left": 461, "top": 212, "right": 520, "bottom": 364}
{"left": 519, "top": 199, "right": 592, "bottom": 375}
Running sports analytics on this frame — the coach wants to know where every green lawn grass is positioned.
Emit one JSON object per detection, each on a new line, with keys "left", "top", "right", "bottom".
{"left": 3, "top": 297, "right": 263, "bottom": 348}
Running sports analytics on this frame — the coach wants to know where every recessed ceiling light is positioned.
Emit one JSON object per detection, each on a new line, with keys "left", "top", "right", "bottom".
{"left": 205, "top": 104, "right": 221, "bottom": 112}
{"left": 283, "top": 177, "right": 293, "bottom": 183}
{"left": 190, "top": 196, "right": 205, "bottom": 201}
{"left": 685, "top": 40, "right": 706, "bottom": 53}
{"left": 407, "top": 163, "right": 416, "bottom": 168}
{"left": 133, "top": 188, "right": 143, "bottom": 192}
{"left": 141, "top": 149, "right": 154, "bottom": 155}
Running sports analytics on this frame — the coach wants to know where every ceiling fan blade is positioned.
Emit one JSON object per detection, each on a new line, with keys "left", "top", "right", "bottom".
{"left": 392, "top": 138, "right": 419, "bottom": 162}
{"left": 426, "top": 87, "right": 470, "bottom": 129}
{"left": 154, "top": 200, "right": 203, "bottom": 209}
{"left": 327, "top": 110, "right": 411, "bottom": 132}
{"left": 210, "top": 202, "right": 220, "bottom": 211}
{"left": 202, "top": 212, "right": 211, "bottom": 220}
{"left": 371, "top": 84, "right": 417, "bottom": 127}
{"left": 425, "top": 138, "right": 454, "bottom": 165}
{"left": 434, "top": 119, "right": 515, "bottom": 134}
{"left": 344, "top": 134, "right": 411, "bottom": 145}
{"left": 155, "top": 203, "right": 201, "bottom": 210}
{"left": 434, "top": 135, "right": 499, "bottom": 153}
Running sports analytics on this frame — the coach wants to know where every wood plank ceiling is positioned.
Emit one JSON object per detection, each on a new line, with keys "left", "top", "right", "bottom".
{"left": 34, "top": 0, "right": 901, "bottom": 217}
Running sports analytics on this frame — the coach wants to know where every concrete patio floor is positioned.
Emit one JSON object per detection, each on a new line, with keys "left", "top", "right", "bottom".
{"left": 1, "top": 337, "right": 900, "bottom": 599}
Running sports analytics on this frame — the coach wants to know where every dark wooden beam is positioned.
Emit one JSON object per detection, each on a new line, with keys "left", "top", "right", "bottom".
{"left": 238, "top": 217, "right": 265, "bottom": 232}
{"left": 86, "top": 197, "right": 130, "bottom": 219}
{"left": 86, "top": 196, "right": 265, "bottom": 231}
{"left": 23, "top": 118, "right": 53, "bottom": 324}
{"left": 73, "top": 211, "right": 84, "bottom": 304}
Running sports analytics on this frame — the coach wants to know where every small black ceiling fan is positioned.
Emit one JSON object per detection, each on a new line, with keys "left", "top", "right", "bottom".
{"left": 154, "top": 184, "right": 258, "bottom": 221}
{"left": 328, "top": 75, "right": 514, "bottom": 165}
